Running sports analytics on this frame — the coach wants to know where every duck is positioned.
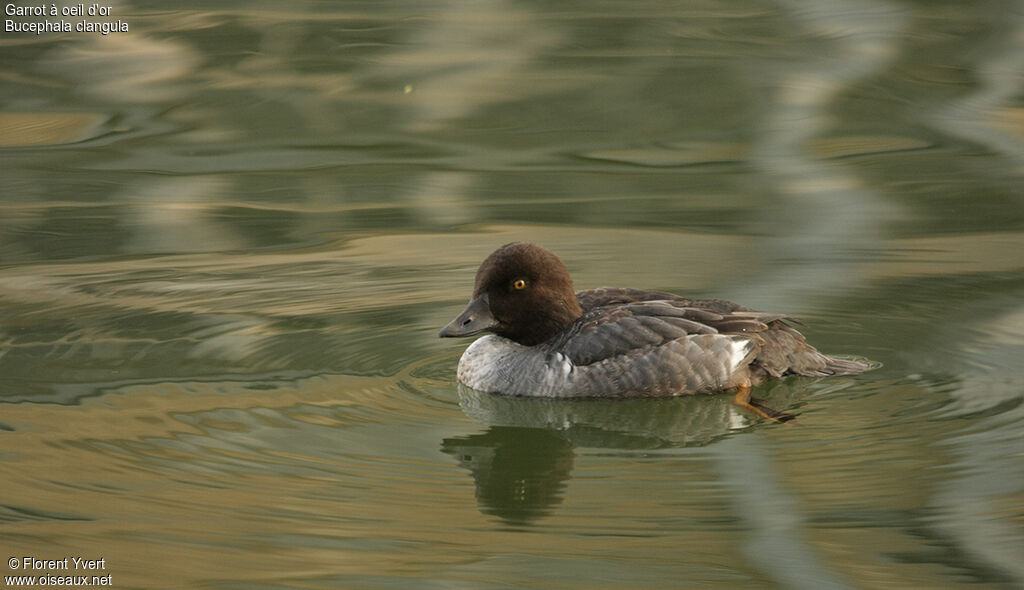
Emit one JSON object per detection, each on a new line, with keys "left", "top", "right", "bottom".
{"left": 439, "top": 242, "right": 874, "bottom": 421}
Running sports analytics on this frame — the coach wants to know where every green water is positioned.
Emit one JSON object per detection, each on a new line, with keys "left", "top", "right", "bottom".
{"left": 2, "top": 1, "right": 1022, "bottom": 588}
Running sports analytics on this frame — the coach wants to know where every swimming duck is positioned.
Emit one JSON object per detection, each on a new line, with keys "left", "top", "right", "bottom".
{"left": 439, "top": 242, "right": 873, "bottom": 421}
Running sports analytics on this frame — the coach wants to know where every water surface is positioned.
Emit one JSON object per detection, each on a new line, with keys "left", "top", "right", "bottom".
{"left": 2, "top": 1, "right": 1023, "bottom": 588}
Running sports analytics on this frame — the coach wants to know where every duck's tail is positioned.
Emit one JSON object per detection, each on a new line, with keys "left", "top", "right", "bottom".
{"left": 820, "top": 355, "right": 879, "bottom": 376}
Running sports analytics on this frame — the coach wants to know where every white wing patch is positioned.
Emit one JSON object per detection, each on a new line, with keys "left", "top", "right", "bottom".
{"left": 552, "top": 352, "right": 573, "bottom": 376}
{"left": 730, "top": 338, "right": 755, "bottom": 372}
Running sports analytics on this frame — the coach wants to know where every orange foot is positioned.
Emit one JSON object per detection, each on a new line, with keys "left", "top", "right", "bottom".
{"left": 732, "top": 382, "right": 798, "bottom": 425}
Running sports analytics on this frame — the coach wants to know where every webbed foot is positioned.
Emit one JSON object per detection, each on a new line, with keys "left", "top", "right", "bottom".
{"left": 732, "top": 383, "right": 798, "bottom": 424}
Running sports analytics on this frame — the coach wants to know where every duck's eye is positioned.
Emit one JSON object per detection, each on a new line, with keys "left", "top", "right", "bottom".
{"left": 512, "top": 279, "right": 527, "bottom": 291}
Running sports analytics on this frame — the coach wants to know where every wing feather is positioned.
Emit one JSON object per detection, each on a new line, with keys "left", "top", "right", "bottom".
{"left": 558, "top": 295, "right": 775, "bottom": 366}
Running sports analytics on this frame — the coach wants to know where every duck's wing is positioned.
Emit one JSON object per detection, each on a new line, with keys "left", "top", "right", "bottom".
{"left": 561, "top": 291, "right": 787, "bottom": 366}
{"left": 546, "top": 297, "right": 759, "bottom": 396}
{"left": 550, "top": 288, "right": 872, "bottom": 399}
{"left": 577, "top": 287, "right": 743, "bottom": 313}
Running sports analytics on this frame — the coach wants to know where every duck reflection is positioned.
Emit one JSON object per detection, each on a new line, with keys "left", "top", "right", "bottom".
{"left": 441, "top": 426, "right": 573, "bottom": 526}
{"left": 442, "top": 383, "right": 802, "bottom": 524}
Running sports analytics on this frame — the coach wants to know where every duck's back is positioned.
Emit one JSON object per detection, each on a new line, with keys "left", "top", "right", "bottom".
{"left": 576, "top": 287, "right": 871, "bottom": 380}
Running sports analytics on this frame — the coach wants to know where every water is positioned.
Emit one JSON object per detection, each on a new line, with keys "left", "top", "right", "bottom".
{"left": 2, "top": 1, "right": 1023, "bottom": 588}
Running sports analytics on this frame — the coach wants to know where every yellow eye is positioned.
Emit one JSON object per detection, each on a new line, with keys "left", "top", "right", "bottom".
{"left": 513, "top": 279, "right": 527, "bottom": 290}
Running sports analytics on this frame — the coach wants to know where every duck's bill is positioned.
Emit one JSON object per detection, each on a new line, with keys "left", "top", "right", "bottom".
{"left": 439, "top": 294, "right": 498, "bottom": 338}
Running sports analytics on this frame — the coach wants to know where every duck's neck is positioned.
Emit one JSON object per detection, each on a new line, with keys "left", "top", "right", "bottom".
{"left": 510, "top": 292, "right": 583, "bottom": 346}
